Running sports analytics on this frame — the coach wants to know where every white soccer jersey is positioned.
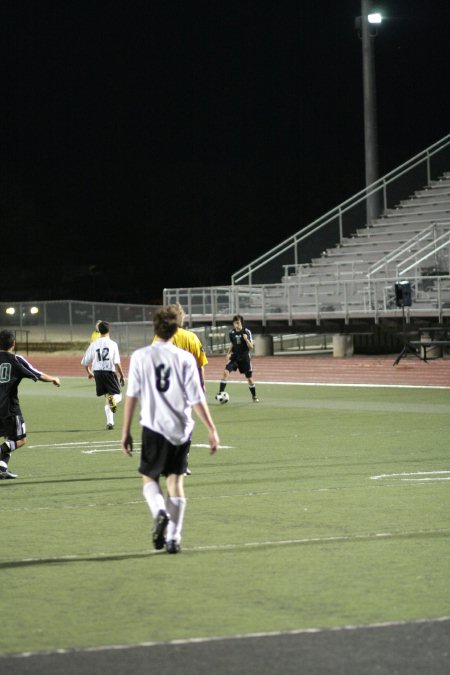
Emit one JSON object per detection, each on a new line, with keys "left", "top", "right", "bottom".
{"left": 81, "top": 337, "right": 121, "bottom": 372}
{"left": 126, "top": 341, "right": 205, "bottom": 445}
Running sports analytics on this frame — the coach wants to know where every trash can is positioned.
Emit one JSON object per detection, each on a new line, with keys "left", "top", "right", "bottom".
{"left": 420, "top": 333, "right": 442, "bottom": 360}
{"left": 332, "top": 334, "right": 354, "bottom": 358}
{"left": 254, "top": 334, "right": 274, "bottom": 356}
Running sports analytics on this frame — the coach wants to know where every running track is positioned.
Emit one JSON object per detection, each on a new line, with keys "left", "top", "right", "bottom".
{"left": 30, "top": 353, "right": 450, "bottom": 387}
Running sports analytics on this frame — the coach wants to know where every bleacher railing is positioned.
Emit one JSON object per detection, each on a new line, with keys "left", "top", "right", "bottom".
{"left": 163, "top": 276, "right": 450, "bottom": 326}
{"left": 230, "top": 133, "right": 450, "bottom": 286}
{"left": 367, "top": 221, "right": 450, "bottom": 278}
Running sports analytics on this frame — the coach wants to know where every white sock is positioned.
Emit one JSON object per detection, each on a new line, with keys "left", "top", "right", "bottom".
{"left": 143, "top": 482, "right": 167, "bottom": 519}
{"left": 166, "top": 497, "right": 187, "bottom": 543}
{"left": 115, "top": 394, "right": 122, "bottom": 405}
{"left": 105, "top": 406, "right": 114, "bottom": 425}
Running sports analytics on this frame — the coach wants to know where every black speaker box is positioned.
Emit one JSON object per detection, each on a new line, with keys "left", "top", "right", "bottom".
{"left": 395, "top": 281, "right": 412, "bottom": 307}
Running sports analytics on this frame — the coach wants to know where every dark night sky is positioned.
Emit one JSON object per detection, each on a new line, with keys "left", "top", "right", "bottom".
{"left": 1, "top": 0, "right": 449, "bottom": 304}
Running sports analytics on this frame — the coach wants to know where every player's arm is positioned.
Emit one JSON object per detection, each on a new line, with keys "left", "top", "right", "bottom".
{"left": 193, "top": 400, "right": 219, "bottom": 454}
{"left": 226, "top": 331, "right": 234, "bottom": 358}
{"left": 84, "top": 365, "right": 94, "bottom": 379}
{"left": 81, "top": 346, "right": 94, "bottom": 378}
{"left": 116, "top": 363, "right": 125, "bottom": 386}
{"left": 243, "top": 330, "right": 254, "bottom": 349}
{"left": 190, "top": 339, "right": 207, "bottom": 390}
{"left": 39, "top": 372, "right": 61, "bottom": 387}
{"left": 121, "top": 395, "right": 137, "bottom": 456}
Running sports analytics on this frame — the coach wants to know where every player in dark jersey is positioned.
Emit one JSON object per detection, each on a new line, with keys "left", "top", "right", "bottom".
{"left": 0, "top": 330, "right": 61, "bottom": 479}
{"left": 216, "top": 315, "right": 259, "bottom": 402}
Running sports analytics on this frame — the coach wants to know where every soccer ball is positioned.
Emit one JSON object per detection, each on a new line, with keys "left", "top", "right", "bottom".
{"left": 215, "top": 391, "right": 230, "bottom": 404}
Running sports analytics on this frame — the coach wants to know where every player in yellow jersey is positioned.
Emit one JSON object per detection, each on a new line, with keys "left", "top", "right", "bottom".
{"left": 153, "top": 304, "right": 208, "bottom": 390}
{"left": 172, "top": 329, "right": 208, "bottom": 393}
{"left": 89, "top": 320, "right": 102, "bottom": 344}
{"left": 152, "top": 303, "right": 208, "bottom": 475}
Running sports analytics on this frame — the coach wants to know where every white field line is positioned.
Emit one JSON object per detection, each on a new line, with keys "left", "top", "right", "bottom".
{"left": 3, "top": 527, "right": 450, "bottom": 566}
{"left": 206, "top": 379, "right": 450, "bottom": 390}
{"left": 0, "top": 478, "right": 445, "bottom": 514}
{"left": 28, "top": 441, "right": 114, "bottom": 449}
{"left": 81, "top": 444, "right": 234, "bottom": 455}
{"left": 24, "top": 443, "right": 450, "bottom": 483}
{"left": 83, "top": 616, "right": 450, "bottom": 656}
{"left": 59, "top": 376, "right": 450, "bottom": 389}
{"left": 8, "top": 614, "right": 450, "bottom": 659}
{"left": 27, "top": 442, "right": 234, "bottom": 453}
{"left": 371, "top": 470, "right": 450, "bottom": 481}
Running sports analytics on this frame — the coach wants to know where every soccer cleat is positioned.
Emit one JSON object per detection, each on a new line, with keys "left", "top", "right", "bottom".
{"left": 106, "top": 423, "right": 114, "bottom": 430}
{"left": 107, "top": 394, "right": 117, "bottom": 413}
{"left": 152, "top": 510, "right": 169, "bottom": 550}
{"left": 252, "top": 396, "right": 260, "bottom": 402}
{"left": 166, "top": 539, "right": 181, "bottom": 554}
{"left": 0, "top": 464, "right": 18, "bottom": 479}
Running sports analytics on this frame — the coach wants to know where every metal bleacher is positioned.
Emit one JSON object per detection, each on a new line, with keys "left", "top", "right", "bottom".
{"left": 164, "top": 133, "right": 450, "bottom": 334}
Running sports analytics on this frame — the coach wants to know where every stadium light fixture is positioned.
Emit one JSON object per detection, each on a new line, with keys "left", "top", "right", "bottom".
{"left": 368, "top": 12, "right": 383, "bottom": 24}
{"left": 6, "top": 307, "right": 15, "bottom": 315}
{"left": 30, "top": 306, "right": 39, "bottom": 315}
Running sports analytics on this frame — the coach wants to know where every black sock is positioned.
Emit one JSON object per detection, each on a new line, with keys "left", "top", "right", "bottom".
{"left": 0, "top": 442, "right": 11, "bottom": 463}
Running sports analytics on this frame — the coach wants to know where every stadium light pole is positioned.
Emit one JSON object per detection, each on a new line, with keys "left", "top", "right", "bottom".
{"left": 357, "top": 2, "right": 383, "bottom": 226}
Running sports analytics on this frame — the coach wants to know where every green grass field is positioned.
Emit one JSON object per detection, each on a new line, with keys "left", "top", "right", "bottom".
{"left": 1, "top": 378, "right": 449, "bottom": 656}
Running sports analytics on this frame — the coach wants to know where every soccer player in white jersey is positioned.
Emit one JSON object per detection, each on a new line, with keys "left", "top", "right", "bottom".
{"left": 81, "top": 321, "right": 125, "bottom": 430}
{"left": 121, "top": 306, "right": 219, "bottom": 554}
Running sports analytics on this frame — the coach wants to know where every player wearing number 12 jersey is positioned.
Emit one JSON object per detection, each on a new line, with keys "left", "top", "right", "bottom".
{"left": 81, "top": 321, "right": 125, "bottom": 430}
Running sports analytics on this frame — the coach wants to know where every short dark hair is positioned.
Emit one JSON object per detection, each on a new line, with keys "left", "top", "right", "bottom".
{"left": 153, "top": 307, "right": 179, "bottom": 340}
{"left": 232, "top": 315, "right": 244, "bottom": 324}
{"left": 0, "top": 330, "right": 15, "bottom": 350}
{"left": 98, "top": 321, "right": 110, "bottom": 335}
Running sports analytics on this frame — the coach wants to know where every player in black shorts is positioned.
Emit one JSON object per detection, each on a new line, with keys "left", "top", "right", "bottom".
{"left": 217, "top": 315, "right": 259, "bottom": 402}
{"left": 121, "top": 306, "right": 219, "bottom": 554}
{"left": 0, "top": 329, "right": 61, "bottom": 479}
{"left": 81, "top": 321, "right": 125, "bottom": 430}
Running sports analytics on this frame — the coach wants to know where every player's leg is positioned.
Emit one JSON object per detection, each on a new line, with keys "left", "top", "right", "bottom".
{"left": 142, "top": 476, "right": 167, "bottom": 517}
{"left": 0, "top": 416, "right": 27, "bottom": 479}
{"left": 93, "top": 372, "right": 114, "bottom": 428}
{"left": 219, "top": 368, "right": 229, "bottom": 393}
{"left": 106, "top": 393, "right": 117, "bottom": 413}
{"left": 165, "top": 473, "right": 186, "bottom": 554}
{"left": 105, "top": 392, "right": 122, "bottom": 429}
{"left": 100, "top": 372, "right": 121, "bottom": 428}
{"left": 218, "top": 359, "right": 236, "bottom": 396}
{"left": 104, "top": 397, "right": 115, "bottom": 429}
{"left": 164, "top": 441, "right": 189, "bottom": 553}
{"left": 139, "top": 428, "right": 171, "bottom": 550}
{"left": 142, "top": 476, "right": 169, "bottom": 550}
{"left": 247, "top": 374, "right": 259, "bottom": 402}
